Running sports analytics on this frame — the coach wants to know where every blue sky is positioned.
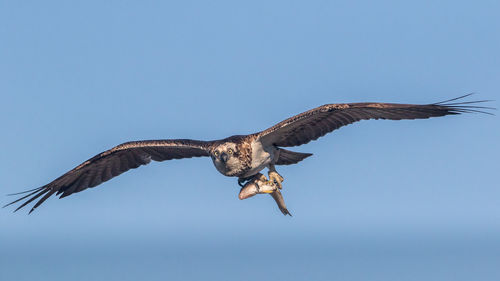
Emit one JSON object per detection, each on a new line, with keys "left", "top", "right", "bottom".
{"left": 1, "top": 1, "right": 499, "bottom": 280}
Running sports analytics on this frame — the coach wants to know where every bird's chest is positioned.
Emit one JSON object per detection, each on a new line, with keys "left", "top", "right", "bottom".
{"left": 240, "top": 140, "right": 275, "bottom": 177}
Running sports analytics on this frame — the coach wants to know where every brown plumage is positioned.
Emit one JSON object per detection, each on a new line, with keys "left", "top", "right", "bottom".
{"left": 5, "top": 140, "right": 212, "bottom": 213}
{"left": 4, "top": 94, "right": 493, "bottom": 214}
{"left": 257, "top": 97, "right": 492, "bottom": 147}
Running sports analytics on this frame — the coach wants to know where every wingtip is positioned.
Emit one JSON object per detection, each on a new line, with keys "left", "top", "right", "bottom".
{"left": 5, "top": 188, "right": 50, "bottom": 214}
{"left": 432, "top": 94, "right": 496, "bottom": 116}
{"left": 3, "top": 201, "right": 18, "bottom": 211}
{"left": 433, "top": 93, "right": 475, "bottom": 105}
{"left": 6, "top": 187, "right": 43, "bottom": 196}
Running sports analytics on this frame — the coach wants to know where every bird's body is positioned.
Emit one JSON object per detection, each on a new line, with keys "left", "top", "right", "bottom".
{"left": 210, "top": 134, "right": 279, "bottom": 178}
{"left": 4, "top": 95, "right": 493, "bottom": 215}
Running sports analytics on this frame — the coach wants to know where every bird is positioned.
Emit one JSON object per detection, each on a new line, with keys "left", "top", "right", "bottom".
{"left": 238, "top": 173, "right": 290, "bottom": 215}
{"left": 4, "top": 94, "right": 493, "bottom": 215}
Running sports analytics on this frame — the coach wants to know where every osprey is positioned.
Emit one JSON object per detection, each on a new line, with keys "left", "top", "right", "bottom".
{"left": 4, "top": 95, "right": 492, "bottom": 215}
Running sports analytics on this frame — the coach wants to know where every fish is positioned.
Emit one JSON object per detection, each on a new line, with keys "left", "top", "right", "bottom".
{"left": 238, "top": 173, "right": 291, "bottom": 216}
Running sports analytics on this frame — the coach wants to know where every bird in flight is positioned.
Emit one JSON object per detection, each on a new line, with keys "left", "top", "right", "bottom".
{"left": 4, "top": 94, "right": 492, "bottom": 215}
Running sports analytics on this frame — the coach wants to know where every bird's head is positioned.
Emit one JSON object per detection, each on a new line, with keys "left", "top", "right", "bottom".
{"left": 211, "top": 142, "right": 242, "bottom": 176}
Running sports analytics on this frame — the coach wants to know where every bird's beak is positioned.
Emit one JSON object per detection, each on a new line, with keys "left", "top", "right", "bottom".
{"left": 220, "top": 152, "right": 228, "bottom": 163}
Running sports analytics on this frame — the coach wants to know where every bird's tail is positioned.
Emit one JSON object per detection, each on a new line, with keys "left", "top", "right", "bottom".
{"left": 275, "top": 149, "right": 312, "bottom": 165}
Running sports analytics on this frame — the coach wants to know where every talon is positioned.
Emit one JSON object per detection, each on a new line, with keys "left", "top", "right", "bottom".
{"left": 256, "top": 173, "right": 268, "bottom": 182}
{"left": 238, "top": 173, "right": 277, "bottom": 200}
{"left": 256, "top": 173, "right": 274, "bottom": 193}
{"left": 268, "top": 171, "right": 284, "bottom": 189}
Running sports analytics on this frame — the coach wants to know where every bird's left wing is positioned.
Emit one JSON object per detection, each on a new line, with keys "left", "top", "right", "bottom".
{"left": 4, "top": 139, "right": 213, "bottom": 213}
{"left": 257, "top": 95, "right": 492, "bottom": 148}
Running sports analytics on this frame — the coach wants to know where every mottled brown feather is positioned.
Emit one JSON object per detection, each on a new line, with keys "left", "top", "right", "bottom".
{"left": 234, "top": 135, "right": 255, "bottom": 177}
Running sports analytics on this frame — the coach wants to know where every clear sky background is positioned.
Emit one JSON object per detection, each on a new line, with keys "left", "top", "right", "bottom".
{"left": 1, "top": 1, "right": 499, "bottom": 280}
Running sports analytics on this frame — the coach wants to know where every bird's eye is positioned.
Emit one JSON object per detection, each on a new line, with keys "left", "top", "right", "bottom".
{"left": 214, "top": 151, "right": 219, "bottom": 157}
{"left": 228, "top": 148, "right": 233, "bottom": 154}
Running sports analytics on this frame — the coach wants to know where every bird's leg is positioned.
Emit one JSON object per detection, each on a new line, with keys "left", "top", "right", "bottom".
{"left": 267, "top": 164, "right": 284, "bottom": 189}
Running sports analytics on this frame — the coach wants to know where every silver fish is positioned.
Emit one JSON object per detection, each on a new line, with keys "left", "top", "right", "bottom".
{"left": 238, "top": 173, "right": 291, "bottom": 216}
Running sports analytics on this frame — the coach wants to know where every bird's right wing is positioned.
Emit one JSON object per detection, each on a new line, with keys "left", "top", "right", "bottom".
{"left": 4, "top": 139, "right": 213, "bottom": 213}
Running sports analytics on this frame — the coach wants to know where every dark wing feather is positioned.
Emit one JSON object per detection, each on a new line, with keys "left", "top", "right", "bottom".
{"left": 258, "top": 95, "right": 493, "bottom": 147}
{"left": 4, "top": 139, "right": 212, "bottom": 213}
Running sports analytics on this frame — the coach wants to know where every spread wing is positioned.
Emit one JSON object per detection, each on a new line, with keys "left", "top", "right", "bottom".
{"left": 257, "top": 95, "right": 493, "bottom": 147}
{"left": 5, "top": 139, "right": 213, "bottom": 213}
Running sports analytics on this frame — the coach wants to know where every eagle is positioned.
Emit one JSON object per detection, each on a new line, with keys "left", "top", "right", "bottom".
{"left": 4, "top": 95, "right": 492, "bottom": 215}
